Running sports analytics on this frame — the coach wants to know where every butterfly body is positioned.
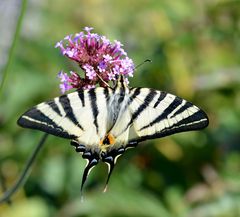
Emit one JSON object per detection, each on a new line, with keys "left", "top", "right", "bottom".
{"left": 18, "top": 75, "right": 209, "bottom": 192}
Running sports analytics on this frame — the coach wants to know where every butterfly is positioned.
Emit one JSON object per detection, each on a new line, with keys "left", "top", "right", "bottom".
{"left": 17, "top": 74, "right": 209, "bottom": 193}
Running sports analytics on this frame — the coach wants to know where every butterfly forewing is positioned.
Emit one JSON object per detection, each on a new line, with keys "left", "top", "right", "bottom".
{"left": 17, "top": 98, "right": 78, "bottom": 139}
{"left": 128, "top": 88, "right": 209, "bottom": 143}
{"left": 17, "top": 87, "right": 112, "bottom": 145}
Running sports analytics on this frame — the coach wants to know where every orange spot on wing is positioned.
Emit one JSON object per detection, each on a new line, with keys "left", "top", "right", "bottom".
{"left": 108, "top": 134, "right": 115, "bottom": 145}
{"left": 100, "top": 134, "right": 115, "bottom": 146}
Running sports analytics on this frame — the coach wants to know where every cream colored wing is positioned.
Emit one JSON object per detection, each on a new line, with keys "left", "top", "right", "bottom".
{"left": 126, "top": 87, "right": 209, "bottom": 144}
{"left": 18, "top": 88, "right": 112, "bottom": 146}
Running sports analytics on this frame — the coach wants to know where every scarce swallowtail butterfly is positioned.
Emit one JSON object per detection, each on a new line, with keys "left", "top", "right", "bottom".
{"left": 17, "top": 74, "right": 209, "bottom": 193}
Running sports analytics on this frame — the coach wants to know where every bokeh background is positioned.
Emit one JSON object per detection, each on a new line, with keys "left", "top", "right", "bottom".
{"left": 0, "top": 0, "right": 240, "bottom": 216}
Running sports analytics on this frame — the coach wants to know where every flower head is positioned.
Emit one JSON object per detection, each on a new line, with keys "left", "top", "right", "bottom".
{"left": 55, "top": 27, "right": 134, "bottom": 93}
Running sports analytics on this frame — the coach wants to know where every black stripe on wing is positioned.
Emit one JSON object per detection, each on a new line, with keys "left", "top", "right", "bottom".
{"left": 132, "top": 90, "right": 157, "bottom": 120}
{"left": 153, "top": 92, "right": 167, "bottom": 108}
{"left": 78, "top": 89, "right": 85, "bottom": 107}
{"left": 104, "top": 88, "right": 110, "bottom": 103}
{"left": 140, "top": 96, "right": 183, "bottom": 131}
{"left": 128, "top": 88, "right": 141, "bottom": 105}
{"left": 169, "top": 101, "right": 193, "bottom": 118}
{"left": 88, "top": 88, "right": 99, "bottom": 133}
{"left": 47, "top": 101, "right": 61, "bottom": 116}
{"left": 130, "top": 109, "right": 209, "bottom": 144}
{"left": 59, "top": 95, "right": 84, "bottom": 130}
{"left": 128, "top": 87, "right": 141, "bottom": 102}
{"left": 126, "top": 89, "right": 157, "bottom": 129}
{"left": 17, "top": 107, "right": 75, "bottom": 139}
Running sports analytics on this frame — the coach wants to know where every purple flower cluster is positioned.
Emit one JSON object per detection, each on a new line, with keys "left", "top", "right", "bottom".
{"left": 55, "top": 27, "right": 135, "bottom": 93}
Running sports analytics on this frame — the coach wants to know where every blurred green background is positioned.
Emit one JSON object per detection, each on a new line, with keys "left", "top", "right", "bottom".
{"left": 0, "top": 0, "right": 240, "bottom": 216}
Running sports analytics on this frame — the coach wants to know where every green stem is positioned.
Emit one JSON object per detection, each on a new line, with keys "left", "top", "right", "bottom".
{"left": 0, "top": 0, "right": 28, "bottom": 95}
{"left": 0, "top": 133, "right": 49, "bottom": 204}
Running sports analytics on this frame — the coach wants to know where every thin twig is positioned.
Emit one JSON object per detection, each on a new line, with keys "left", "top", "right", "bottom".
{"left": 0, "top": 133, "right": 49, "bottom": 204}
{"left": 0, "top": 169, "right": 11, "bottom": 205}
{"left": 0, "top": 0, "right": 28, "bottom": 95}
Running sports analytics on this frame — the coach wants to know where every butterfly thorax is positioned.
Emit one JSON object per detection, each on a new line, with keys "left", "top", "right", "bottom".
{"left": 106, "top": 80, "right": 129, "bottom": 130}
{"left": 99, "top": 75, "right": 130, "bottom": 152}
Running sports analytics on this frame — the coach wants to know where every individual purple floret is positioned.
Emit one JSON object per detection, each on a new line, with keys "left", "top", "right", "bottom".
{"left": 57, "top": 71, "right": 72, "bottom": 94}
{"left": 55, "top": 27, "right": 135, "bottom": 93}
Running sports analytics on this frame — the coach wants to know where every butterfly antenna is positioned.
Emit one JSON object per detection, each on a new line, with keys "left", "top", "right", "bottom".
{"left": 80, "top": 152, "right": 99, "bottom": 201}
{"left": 96, "top": 72, "right": 111, "bottom": 87}
{"left": 134, "top": 59, "right": 152, "bottom": 70}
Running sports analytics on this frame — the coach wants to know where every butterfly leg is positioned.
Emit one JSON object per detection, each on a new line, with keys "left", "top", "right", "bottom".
{"left": 101, "top": 147, "right": 125, "bottom": 192}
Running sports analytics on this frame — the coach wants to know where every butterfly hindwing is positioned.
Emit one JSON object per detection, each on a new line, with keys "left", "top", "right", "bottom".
{"left": 128, "top": 87, "right": 209, "bottom": 143}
